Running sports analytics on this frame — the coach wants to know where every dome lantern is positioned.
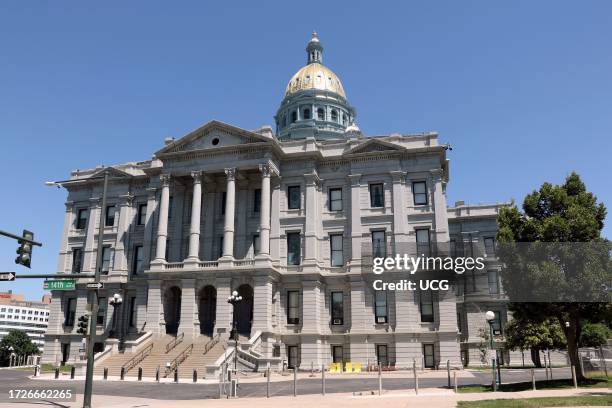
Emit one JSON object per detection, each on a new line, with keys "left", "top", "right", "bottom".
{"left": 306, "top": 31, "right": 323, "bottom": 64}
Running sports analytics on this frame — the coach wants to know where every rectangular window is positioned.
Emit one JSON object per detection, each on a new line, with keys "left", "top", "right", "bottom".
{"left": 450, "top": 238, "right": 457, "bottom": 257}
{"left": 369, "top": 183, "right": 384, "bottom": 208}
{"left": 129, "top": 297, "right": 137, "bottom": 328}
{"left": 64, "top": 298, "right": 76, "bottom": 327}
{"left": 252, "top": 234, "right": 260, "bottom": 256}
{"left": 97, "top": 297, "right": 107, "bottom": 326}
{"left": 221, "top": 192, "right": 226, "bottom": 215}
{"left": 287, "top": 186, "right": 300, "bottom": 210}
{"left": 376, "top": 345, "right": 389, "bottom": 366}
{"left": 165, "top": 238, "right": 171, "bottom": 261}
{"left": 218, "top": 237, "right": 224, "bottom": 259}
{"left": 287, "top": 232, "right": 301, "bottom": 265}
{"left": 412, "top": 181, "right": 428, "bottom": 205}
{"left": 488, "top": 270, "right": 499, "bottom": 294}
{"left": 253, "top": 189, "right": 261, "bottom": 213}
{"left": 328, "top": 188, "right": 342, "bottom": 211}
{"left": 330, "top": 234, "right": 343, "bottom": 267}
{"left": 132, "top": 245, "right": 143, "bottom": 275}
{"left": 287, "top": 345, "right": 299, "bottom": 369}
{"left": 105, "top": 205, "right": 115, "bottom": 227}
{"left": 287, "top": 290, "right": 300, "bottom": 324}
{"left": 332, "top": 345, "right": 343, "bottom": 364}
{"left": 76, "top": 209, "right": 88, "bottom": 230}
{"left": 375, "top": 290, "right": 388, "bottom": 324}
{"left": 457, "top": 312, "right": 462, "bottom": 333}
{"left": 416, "top": 228, "right": 431, "bottom": 257}
{"left": 168, "top": 196, "right": 174, "bottom": 219}
{"left": 331, "top": 291, "right": 343, "bottom": 325}
{"left": 420, "top": 290, "right": 434, "bottom": 322}
{"left": 372, "top": 231, "right": 386, "bottom": 258}
{"left": 423, "top": 344, "right": 435, "bottom": 368}
{"left": 101, "top": 246, "right": 113, "bottom": 274}
{"left": 137, "top": 203, "right": 147, "bottom": 225}
{"left": 484, "top": 237, "right": 496, "bottom": 256}
{"left": 71, "top": 248, "right": 83, "bottom": 273}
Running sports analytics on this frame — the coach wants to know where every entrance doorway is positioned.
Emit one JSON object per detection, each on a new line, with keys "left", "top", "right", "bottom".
{"left": 235, "top": 284, "right": 253, "bottom": 337}
{"left": 164, "top": 286, "right": 181, "bottom": 335}
{"left": 199, "top": 285, "right": 216, "bottom": 336}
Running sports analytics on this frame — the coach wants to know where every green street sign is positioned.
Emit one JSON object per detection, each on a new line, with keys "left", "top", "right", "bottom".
{"left": 43, "top": 280, "right": 75, "bottom": 291}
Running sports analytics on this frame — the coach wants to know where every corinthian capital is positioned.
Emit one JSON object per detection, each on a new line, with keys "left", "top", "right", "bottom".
{"left": 224, "top": 168, "right": 237, "bottom": 181}
{"left": 160, "top": 174, "right": 171, "bottom": 187}
{"left": 191, "top": 171, "right": 203, "bottom": 183}
{"left": 259, "top": 163, "right": 272, "bottom": 178}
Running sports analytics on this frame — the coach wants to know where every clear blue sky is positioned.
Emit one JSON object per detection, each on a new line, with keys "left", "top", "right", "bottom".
{"left": 1, "top": 1, "right": 610, "bottom": 301}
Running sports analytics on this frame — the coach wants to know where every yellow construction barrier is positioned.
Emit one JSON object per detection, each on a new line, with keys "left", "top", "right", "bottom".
{"left": 353, "top": 362, "right": 362, "bottom": 373}
{"left": 345, "top": 362, "right": 353, "bottom": 373}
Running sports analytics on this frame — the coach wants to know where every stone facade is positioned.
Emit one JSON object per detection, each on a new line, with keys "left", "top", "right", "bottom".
{"left": 43, "top": 34, "right": 517, "bottom": 370}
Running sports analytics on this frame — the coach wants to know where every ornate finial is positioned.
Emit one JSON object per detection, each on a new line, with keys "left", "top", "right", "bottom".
{"left": 311, "top": 31, "right": 319, "bottom": 41}
{"left": 306, "top": 31, "right": 323, "bottom": 64}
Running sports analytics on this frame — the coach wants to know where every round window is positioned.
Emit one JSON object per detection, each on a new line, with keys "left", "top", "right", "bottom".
{"left": 212, "top": 137, "right": 220, "bottom": 146}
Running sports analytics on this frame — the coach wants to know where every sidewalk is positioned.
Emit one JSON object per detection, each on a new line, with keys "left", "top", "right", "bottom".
{"left": 1, "top": 387, "right": 609, "bottom": 408}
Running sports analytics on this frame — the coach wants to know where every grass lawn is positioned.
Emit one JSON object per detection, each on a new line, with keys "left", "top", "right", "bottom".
{"left": 457, "top": 395, "right": 612, "bottom": 408}
{"left": 458, "top": 376, "right": 611, "bottom": 393}
{"left": 40, "top": 363, "right": 73, "bottom": 373}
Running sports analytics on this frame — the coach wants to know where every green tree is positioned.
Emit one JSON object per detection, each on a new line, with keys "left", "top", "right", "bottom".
{"left": 0, "top": 330, "right": 40, "bottom": 366}
{"left": 497, "top": 172, "right": 611, "bottom": 380}
{"left": 579, "top": 323, "right": 610, "bottom": 348}
{"left": 505, "top": 317, "right": 566, "bottom": 367}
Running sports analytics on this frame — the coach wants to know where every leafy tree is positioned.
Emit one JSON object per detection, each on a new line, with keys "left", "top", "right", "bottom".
{"left": 579, "top": 323, "right": 610, "bottom": 348}
{"left": 477, "top": 328, "right": 491, "bottom": 365}
{"left": 505, "top": 317, "right": 566, "bottom": 367}
{"left": 497, "top": 172, "right": 611, "bottom": 380}
{"left": 0, "top": 330, "right": 40, "bottom": 366}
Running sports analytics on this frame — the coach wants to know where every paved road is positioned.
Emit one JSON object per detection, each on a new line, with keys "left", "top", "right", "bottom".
{"left": 0, "top": 367, "right": 572, "bottom": 402}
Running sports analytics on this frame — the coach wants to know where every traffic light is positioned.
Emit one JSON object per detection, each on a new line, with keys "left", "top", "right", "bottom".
{"left": 15, "top": 230, "right": 34, "bottom": 268}
{"left": 77, "top": 314, "right": 90, "bottom": 335}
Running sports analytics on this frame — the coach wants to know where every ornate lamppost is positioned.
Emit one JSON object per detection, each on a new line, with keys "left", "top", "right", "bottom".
{"left": 485, "top": 311, "right": 498, "bottom": 391}
{"left": 109, "top": 293, "right": 123, "bottom": 338}
{"left": 227, "top": 290, "right": 243, "bottom": 372}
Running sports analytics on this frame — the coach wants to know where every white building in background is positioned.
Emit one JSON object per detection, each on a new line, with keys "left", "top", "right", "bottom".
{"left": 0, "top": 291, "right": 50, "bottom": 351}
{"left": 42, "top": 33, "right": 515, "bottom": 371}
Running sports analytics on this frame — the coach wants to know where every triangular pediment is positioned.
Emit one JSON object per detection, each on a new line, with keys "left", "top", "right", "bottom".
{"left": 344, "top": 139, "right": 405, "bottom": 156}
{"left": 89, "top": 167, "right": 132, "bottom": 179}
{"left": 156, "top": 120, "right": 271, "bottom": 156}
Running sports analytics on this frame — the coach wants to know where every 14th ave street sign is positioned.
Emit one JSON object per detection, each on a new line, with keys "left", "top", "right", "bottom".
{"left": 43, "top": 280, "right": 75, "bottom": 290}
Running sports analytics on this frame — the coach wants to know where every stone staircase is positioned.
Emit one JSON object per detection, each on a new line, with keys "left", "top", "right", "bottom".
{"left": 94, "top": 334, "right": 225, "bottom": 379}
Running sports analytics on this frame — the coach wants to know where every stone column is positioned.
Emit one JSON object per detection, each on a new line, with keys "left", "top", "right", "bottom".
{"left": 145, "top": 280, "right": 163, "bottom": 336}
{"left": 430, "top": 169, "right": 449, "bottom": 242}
{"left": 83, "top": 197, "right": 101, "bottom": 273}
{"left": 186, "top": 171, "right": 203, "bottom": 263}
{"left": 178, "top": 279, "right": 197, "bottom": 339}
{"left": 348, "top": 174, "right": 362, "bottom": 264}
{"left": 222, "top": 168, "right": 236, "bottom": 258}
{"left": 258, "top": 164, "right": 272, "bottom": 256}
{"left": 113, "top": 194, "right": 133, "bottom": 275}
{"left": 252, "top": 275, "right": 272, "bottom": 332}
{"left": 269, "top": 178, "right": 281, "bottom": 260}
{"left": 153, "top": 174, "right": 171, "bottom": 263}
{"left": 303, "top": 171, "right": 319, "bottom": 264}
{"left": 215, "top": 277, "right": 232, "bottom": 339}
{"left": 57, "top": 201, "right": 74, "bottom": 272}
{"left": 390, "top": 171, "right": 408, "bottom": 249}
{"left": 142, "top": 187, "right": 158, "bottom": 267}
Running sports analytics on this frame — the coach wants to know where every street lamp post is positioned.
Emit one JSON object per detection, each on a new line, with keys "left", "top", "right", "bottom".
{"left": 485, "top": 311, "right": 497, "bottom": 391}
{"left": 227, "top": 290, "right": 243, "bottom": 373}
{"left": 109, "top": 293, "right": 123, "bottom": 338}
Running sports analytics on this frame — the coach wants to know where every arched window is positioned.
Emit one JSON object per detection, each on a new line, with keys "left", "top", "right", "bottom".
{"left": 331, "top": 110, "right": 338, "bottom": 122}
{"left": 303, "top": 108, "right": 311, "bottom": 120}
{"left": 342, "top": 114, "right": 348, "bottom": 125}
{"left": 317, "top": 108, "right": 325, "bottom": 120}
{"left": 291, "top": 111, "right": 297, "bottom": 123}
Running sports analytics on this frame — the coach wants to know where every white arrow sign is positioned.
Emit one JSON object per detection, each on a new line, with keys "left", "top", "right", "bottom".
{"left": 0, "top": 272, "right": 16, "bottom": 281}
{"left": 86, "top": 282, "right": 104, "bottom": 289}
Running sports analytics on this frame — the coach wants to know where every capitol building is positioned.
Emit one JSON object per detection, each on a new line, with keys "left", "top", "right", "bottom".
{"left": 43, "top": 33, "right": 513, "bottom": 374}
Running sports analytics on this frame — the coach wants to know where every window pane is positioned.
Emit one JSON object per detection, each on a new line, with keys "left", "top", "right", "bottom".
{"left": 105, "top": 205, "right": 115, "bottom": 227}
{"left": 413, "top": 182, "right": 428, "bottom": 205}
{"left": 416, "top": 229, "right": 430, "bottom": 256}
{"left": 288, "top": 186, "right": 300, "bottom": 209}
{"left": 370, "top": 184, "right": 384, "bottom": 208}
{"left": 420, "top": 290, "right": 434, "bottom": 322}
{"left": 332, "top": 346, "right": 343, "bottom": 363}
{"left": 138, "top": 203, "right": 147, "bottom": 225}
{"left": 375, "top": 290, "right": 388, "bottom": 323}
{"left": 484, "top": 237, "right": 496, "bottom": 256}
{"left": 77, "top": 209, "right": 88, "bottom": 229}
{"left": 330, "top": 234, "right": 343, "bottom": 266}
{"left": 372, "top": 231, "right": 386, "bottom": 258}
{"left": 254, "top": 189, "right": 261, "bottom": 213}
{"left": 97, "top": 297, "right": 106, "bottom": 326}
{"left": 377, "top": 345, "right": 388, "bottom": 366}
{"left": 287, "top": 233, "right": 301, "bottom": 265}
{"left": 331, "top": 292, "right": 343, "bottom": 324}
{"left": 488, "top": 270, "right": 499, "bottom": 294}
{"left": 423, "top": 344, "right": 435, "bottom": 368}
{"left": 72, "top": 248, "right": 82, "bottom": 273}
{"left": 101, "top": 247, "right": 112, "bottom": 274}
{"left": 287, "top": 291, "right": 299, "bottom": 323}
{"left": 329, "top": 188, "right": 342, "bottom": 211}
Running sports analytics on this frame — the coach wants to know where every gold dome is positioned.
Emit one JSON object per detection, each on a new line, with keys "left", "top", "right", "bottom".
{"left": 284, "top": 62, "right": 346, "bottom": 98}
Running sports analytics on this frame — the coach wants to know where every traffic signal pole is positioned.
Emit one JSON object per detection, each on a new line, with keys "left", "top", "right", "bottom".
{"left": 83, "top": 171, "right": 108, "bottom": 408}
